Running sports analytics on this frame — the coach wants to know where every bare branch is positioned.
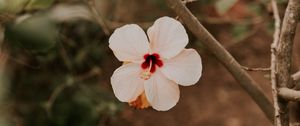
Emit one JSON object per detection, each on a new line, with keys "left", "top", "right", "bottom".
{"left": 164, "top": 0, "right": 274, "bottom": 122}
{"left": 274, "top": 0, "right": 300, "bottom": 125}
{"left": 270, "top": 0, "right": 281, "bottom": 125}
{"left": 45, "top": 82, "right": 68, "bottom": 117}
{"left": 278, "top": 88, "right": 300, "bottom": 101}
{"left": 182, "top": 0, "right": 197, "bottom": 4}
{"left": 241, "top": 66, "right": 270, "bottom": 72}
{"left": 87, "top": 0, "right": 111, "bottom": 35}
{"left": 292, "top": 71, "right": 300, "bottom": 84}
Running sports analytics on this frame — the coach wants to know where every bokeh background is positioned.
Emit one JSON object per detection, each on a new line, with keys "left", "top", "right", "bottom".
{"left": 0, "top": 0, "right": 300, "bottom": 126}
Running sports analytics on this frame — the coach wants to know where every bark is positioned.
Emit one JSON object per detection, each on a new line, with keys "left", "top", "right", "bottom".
{"left": 275, "top": 0, "right": 300, "bottom": 125}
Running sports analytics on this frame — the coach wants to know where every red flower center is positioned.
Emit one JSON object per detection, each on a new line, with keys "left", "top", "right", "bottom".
{"left": 141, "top": 53, "right": 163, "bottom": 73}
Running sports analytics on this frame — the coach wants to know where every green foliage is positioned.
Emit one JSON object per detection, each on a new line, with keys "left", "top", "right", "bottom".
{"left": 4, "top": 7, "right": 122, "bottom": 125}
{"left": 5, "top": 15, "right": 58, "bottom": 53}
{"left": 25, "top": 0, "right": 54, "bottom": 10}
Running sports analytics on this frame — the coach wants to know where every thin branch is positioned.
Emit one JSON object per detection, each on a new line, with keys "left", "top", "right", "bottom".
{"left": 87, "top": 0, "right": 111, "bottom": 35}
{"left": 241, "top": 66, "right": 270, "bottom": 72}
{"left": 182, "top": 0, "right": 198, "bottom": 4}
{"left": 270, "top": 0, "right": 281, "bottom": 125}
{"left": 278, "top": 88, "right": 300, "bottom": 101}
{"left": 292, "top": 71, "right": 300, "bottom": 84}
{"left": 45, "top": 82, "right": 68, "bottom": 117}
{"left": 274, "top": 0, "right": 300, "bottom": 125}
{"left": 164, "top": 0, "right": 274, "bottom": 122}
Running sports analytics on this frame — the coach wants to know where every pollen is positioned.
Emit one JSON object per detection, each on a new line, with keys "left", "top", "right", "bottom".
{"left": 129, "top": 92, "right": 150, "bottom": 109}
{"left": 140, "top": 71, "right": 151, "bottom": 80}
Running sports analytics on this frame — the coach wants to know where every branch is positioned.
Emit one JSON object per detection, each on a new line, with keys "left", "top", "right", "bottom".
{"left": 270, "top": 0, "right": 281, "bottom": 125}
{"left": 164, "top": 0, "right": 274, "bottom": 122}
{"left": 276, "top": 0, "right": 300, "bottom": 88}
{"left": 278, "top": 88, "right": 300, "bottom": 101}
{"left": 241, "top": 66, "right": 270, "bottom": 72}
{"left": 87, "top": 0, "right": 111, "bottom": 35}
{"left": 292, "top": 71, "right": 300, "bottom": 85}
{"left": 274, "top": 0, "right": 300, "bottom": 125}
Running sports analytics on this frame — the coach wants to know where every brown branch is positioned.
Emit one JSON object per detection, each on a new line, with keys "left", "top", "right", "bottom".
{"left": 274, "top": 0, "right": 300, "bottom": 125}
{"left": 270, "top": 0, "right": 282, "bottom": 125}
{"left": 164, "top": 0, "right": 274, "bottom": 122}
{"left": 181, "top": 0, "right": 197, "bottom": 4}
{"left": 278, "top": 88, "right": 300, "bottom": 101}
{"left": 292, "top": 71, "right": 300, "bottom": 85}
{"left": 45, "top": 82, "right": 68, "bottom": 117}
{"left": 87, "top": 0, "right": 111, "bottom": 35}
{"left": 241, "top": 66, "right": 270, "bottom": 72}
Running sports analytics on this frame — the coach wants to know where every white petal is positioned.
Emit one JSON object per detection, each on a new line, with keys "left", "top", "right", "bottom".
{"left": 144, "top": 71, "right": 180, "bottom": 111}
{"left": 161, "top": 49, "right": 202, "bottom": 86}
{"left": 147, "top": 16, "right": 188, "bottom": 59}
{"left": 111, "top": 63, "right": 144, "bottom": 102}
{"left": 109, "top": 24, "right": 150, "bottom": 62}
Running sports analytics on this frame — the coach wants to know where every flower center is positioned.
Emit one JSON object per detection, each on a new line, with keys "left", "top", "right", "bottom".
{"left": 140, "top": 53, "right": 163, "bottom": 80}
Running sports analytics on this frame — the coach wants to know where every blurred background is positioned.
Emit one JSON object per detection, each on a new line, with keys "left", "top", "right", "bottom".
{"left": 0, "top": 0, "right": 300, "bottom": 125}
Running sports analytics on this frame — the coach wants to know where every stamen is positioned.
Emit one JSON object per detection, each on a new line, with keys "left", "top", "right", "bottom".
{"left": 140, "top": 61, "right": 152, "bottom": 80}
{"left": 140, "top": 71, "right": 151, "bottom": 80}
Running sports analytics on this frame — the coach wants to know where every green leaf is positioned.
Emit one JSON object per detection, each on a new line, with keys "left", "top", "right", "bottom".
{"left": 25, "top": 0, "right": 54, "bottom": 10}
{"left": 215, "top": 0, "right": 238, "bottom": 15}
{"left": 5, "top": 15, "right": 58, "bottom": 53}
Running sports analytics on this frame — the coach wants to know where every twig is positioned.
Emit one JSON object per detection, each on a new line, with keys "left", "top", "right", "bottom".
{"left": 292, "top": 71, "right": 300, "bottom": 84}
{"left": 181, "top": 0, "right": 197, "bottom": 4}
{"left": 278, "top": 88, "right": 300, "bottom": 101}
{"left": 241, "top": 66, "right": 270, "bottom": 71}
{"left": 45, "top": 82, "right": 68, "bottom": 117}
{"left": 270, "top": 0, "right": 281, "bottom": 125}
{"left": 164, "top": 0, "right": 274, "bottom": 122}
{"left": 274, "top": 0, "right": 300, "bottom": 125}
{"left": 87, "top": 0, "right": 111, "bottom": 35}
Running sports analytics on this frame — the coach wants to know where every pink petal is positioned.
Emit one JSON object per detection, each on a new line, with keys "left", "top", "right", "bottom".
{"left": 111, "top": 63, "right": 144, "bottom": 102}
{"left": 109, "top": 24, "right": 150, "bottom": 62}
{"left": 161, "top": 49, "right": 202, "bottom": 86}
{"left": 147, "top": 16, "right": 188, "bottom": 59}
{"left": 144, "top": 71, "right": 180, "bottom": 111}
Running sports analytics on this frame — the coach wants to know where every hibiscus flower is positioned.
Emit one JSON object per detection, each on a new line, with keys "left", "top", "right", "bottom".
{"left": 109, "top": 16, "right": 202, "bottom": 111}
